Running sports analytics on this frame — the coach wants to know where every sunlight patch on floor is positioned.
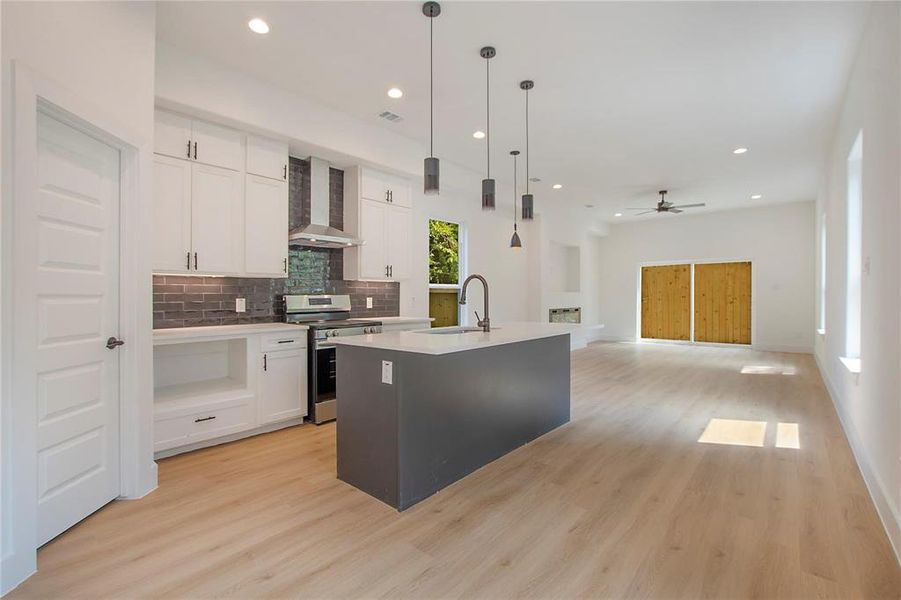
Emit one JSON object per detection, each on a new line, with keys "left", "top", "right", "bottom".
{"left": 698, "top": 418, "right": 767, "bottom": 447}
{"left": 775, "top": 422, "right": 801, "bottom": 449}
{"left": 741, "top": 365, "right": 797, "bottom": 375}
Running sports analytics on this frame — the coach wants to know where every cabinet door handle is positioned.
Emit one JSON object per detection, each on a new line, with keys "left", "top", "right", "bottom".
{"left": 283, "top": 164, "right": 287, "bottom": 180}
{"left": 263, "top": 353, "right": 268, "bottom": 372}
{"left": 385, "top": 265, "right": 389, "bottom": 277}
{"left": 193, "top": 141, "right": 197, "bottom": 160}
{"left": 389, "top": 190, "right": 393, "bottom": 202}
{"left": 389, "top": 265, "right": 393, "bottom": 278}
{"left": 194, "top": 416, "right": 216, "bottom": 423}
{"left": 283, "top": 257, "right": 288, "bottom": 273}
{"left": 186, "top": 140, "right": 192, "bottom": 158}
{"left": 194, "top": 252, "right": 198, "bottom": 270}
{"left": 186, "top": 251, "right": 191, "bottom": 270}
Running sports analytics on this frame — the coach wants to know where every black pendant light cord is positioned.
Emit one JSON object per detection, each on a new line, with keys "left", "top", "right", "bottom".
{"left": 525, "top": 88, "right": 529, "bottom": 195}
{"left": 430, "top": 15, "right": 434, "bottom": 158}
{"left": 513, "top": 153, "right": 518, "bottom": 228}
{"left": 486, "top": 58, "right": 490, "bottom": 177}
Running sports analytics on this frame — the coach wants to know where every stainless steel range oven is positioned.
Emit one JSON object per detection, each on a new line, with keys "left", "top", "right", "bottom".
{"left": 284, "top": 295, "right": 382, "bottom": 424}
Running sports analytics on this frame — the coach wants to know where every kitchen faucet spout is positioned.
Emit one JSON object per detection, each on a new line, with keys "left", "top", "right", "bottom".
{"left": 459, "top": 274, "right": 490, "bottom": 332}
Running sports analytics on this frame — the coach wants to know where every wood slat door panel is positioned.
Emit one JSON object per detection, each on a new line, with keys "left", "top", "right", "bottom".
{"left": 640, "top": 264, "right": 691, "bottom": 340}
{"left": 694, "top": 261, "right": 751, "bottom": 344}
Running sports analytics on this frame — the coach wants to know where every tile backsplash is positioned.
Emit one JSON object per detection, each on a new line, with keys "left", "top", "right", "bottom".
{"left": 153, "top": 158, "right": 399, "bottom": 329}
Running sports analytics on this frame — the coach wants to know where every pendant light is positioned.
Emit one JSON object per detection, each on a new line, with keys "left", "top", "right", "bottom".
{"left": 480, "top": 46, "right": 496, "bottom": 210}
{"left": 520, "top": 80, "right": 535, "bottom": 220}
{"left": 510, "top": 150, "right": 522, "bottom": 249}
{"left": 423, "top": 2, "right": 441, "bottom": 194}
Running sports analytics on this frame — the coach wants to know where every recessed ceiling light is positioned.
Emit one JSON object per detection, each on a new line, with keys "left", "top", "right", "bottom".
{"left": 387, "top": 87, "right": 404, "bottom": 99}
{"left": 248, "top": 18, "right": 270, "bottom": 34}
{"left": 750, "top": 194, "right": 762, "bottom": 199}
{"left": 733, "top": 147, "right": 748, "bottom": 155}
{"left": 473, "top": 130, "right": 486, "bottom": 139}
{"left": 614, "top": 212, "right": 623, "bottom": 217}
{"left": 585, "top": 204, "right": 594, "bottom": 208}
{"left": 552, "top": 184, "right": 563, "bottom": 189}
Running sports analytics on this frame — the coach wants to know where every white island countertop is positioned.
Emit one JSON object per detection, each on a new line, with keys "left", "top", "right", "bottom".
{"left": 331, "top": 322, "right": 579, "bottom": 355}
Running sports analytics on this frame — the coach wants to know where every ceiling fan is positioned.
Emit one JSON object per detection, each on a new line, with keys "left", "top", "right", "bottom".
{"left": 626, "top": 190, "right": 705, "bottom": 215}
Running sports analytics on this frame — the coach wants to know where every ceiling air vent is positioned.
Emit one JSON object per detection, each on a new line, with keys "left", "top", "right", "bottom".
{"left": 378, "top": 110, "right": 404, "bottom": 123}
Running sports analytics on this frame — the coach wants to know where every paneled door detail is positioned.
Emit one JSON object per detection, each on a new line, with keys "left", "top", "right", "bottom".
{"left": 694, "top": 261, "right": 752, "bottom": 344}
{"left": 33, "top": 112, "right": 121, "bottom": 545}
{"left": 640, "top": 264, "right": 691, "bottom": 340}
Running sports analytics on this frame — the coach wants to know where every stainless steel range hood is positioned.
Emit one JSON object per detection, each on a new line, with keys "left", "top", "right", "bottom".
{"left": 288, "top": 157, "right": 363, "bottom": 249}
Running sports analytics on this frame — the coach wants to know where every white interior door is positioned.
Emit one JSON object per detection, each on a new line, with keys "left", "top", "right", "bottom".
{"left": 33, "top": 111, "right": 121, "bottom": 546}
{"left": 245, "top": 174, "right": 288, "bottom": 276}
{"left": 191, "top": 163, "right": 243, "bottom": 275}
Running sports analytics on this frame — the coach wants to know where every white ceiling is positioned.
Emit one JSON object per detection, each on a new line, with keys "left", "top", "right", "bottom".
{"left": 156, "top": 1, "right": 868, "bottom": 221}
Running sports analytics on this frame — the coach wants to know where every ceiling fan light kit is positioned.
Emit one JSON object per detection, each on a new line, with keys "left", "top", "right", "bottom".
{"left": 423, "top": 1, "right": 441, "bottom": 195}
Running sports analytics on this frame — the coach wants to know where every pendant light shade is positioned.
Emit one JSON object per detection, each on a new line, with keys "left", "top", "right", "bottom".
{"left": 520, "top": 80, "right": 535, "bottom": 220}
{"left": 510, "top": 150, "right": 522, "bottom": 249}
{"left": 480, "top": 46, "right": 496, "bottom": 210}
{"left": 422, "top": 2, "right": 441, "bottom": 194}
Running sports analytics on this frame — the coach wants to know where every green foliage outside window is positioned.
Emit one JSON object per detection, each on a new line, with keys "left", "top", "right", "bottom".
{"left": 429, "top": 219, "right": 459, "bottom": 285}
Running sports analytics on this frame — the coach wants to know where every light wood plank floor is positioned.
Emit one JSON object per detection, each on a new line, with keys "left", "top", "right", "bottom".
{"left": 11, "top": 343, "right": 900, "bottom": 599}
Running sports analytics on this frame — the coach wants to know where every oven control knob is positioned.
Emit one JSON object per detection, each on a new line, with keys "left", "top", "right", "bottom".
{"left": 327, "top": 330, "right": 336, "bottom": 338}
{"left": 365, "top": 327, "right": 372, "bottom": 334}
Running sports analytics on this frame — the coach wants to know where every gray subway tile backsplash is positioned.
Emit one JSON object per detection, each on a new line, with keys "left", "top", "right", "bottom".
{"left": 153, "top": 158, "right": 400, "bottom": 329}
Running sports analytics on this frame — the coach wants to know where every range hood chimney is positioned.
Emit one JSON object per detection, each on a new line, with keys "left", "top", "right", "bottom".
{"left": 288, "top": 157, "right": 363, "bottom": 249}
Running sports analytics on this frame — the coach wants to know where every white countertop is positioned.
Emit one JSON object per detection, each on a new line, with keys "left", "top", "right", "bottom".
{"left": 353, "top": 316, "right": 433, "bottom": 325}
{"left": 331, "top": 322, "right": 578, "bottom": 355}
{"left": 153, "top": 323, "right": 307, "bottom": 344}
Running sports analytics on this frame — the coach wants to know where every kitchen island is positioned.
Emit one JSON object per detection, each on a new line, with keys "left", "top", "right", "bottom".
{"left": 332, "top": 323, "right": 575, "bottom": 510}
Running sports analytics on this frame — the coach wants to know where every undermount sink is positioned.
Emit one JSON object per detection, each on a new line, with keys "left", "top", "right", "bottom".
{"left": 415, "top": 326, "right": 498, "bottom": 335}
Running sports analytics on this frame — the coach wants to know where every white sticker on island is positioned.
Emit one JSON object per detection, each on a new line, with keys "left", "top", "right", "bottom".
{"left": 381, "top": 360, "right": 393, "bottom": 385}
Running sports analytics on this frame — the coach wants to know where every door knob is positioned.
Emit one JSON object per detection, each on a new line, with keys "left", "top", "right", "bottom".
{"left": 106, "top": 337, "right": 125, "bottom": 350}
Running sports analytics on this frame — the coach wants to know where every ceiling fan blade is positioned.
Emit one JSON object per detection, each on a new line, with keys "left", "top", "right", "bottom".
{"left": 662, "top": 202, "right": 674, "bottom": 208}
{"left": 635, "top": 210, "right": 657, "bottom": 215}
{"left": 668, "top": 208, "right": 683, "bottom": 214}
{"left": 625, "top": 207, "right": 653, "bottom": 210}
{"left": 670, "top": 203, "right": 706, "bottom": 208}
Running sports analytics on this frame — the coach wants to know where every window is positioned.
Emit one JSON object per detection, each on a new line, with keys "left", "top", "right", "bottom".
{"left": 844, "top": 131, "right": 863, "bottom": 369}
{"left": 428, "top": 219, "right": 463, "bottom": 327}
{"left": 818, "top": 212, "right": 826, "bottom": 334}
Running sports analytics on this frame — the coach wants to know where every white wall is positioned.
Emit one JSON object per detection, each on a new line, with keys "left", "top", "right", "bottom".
{"left": 595, "top": 201, "right": 816, "bottom": 352}
{"left": 815, "top": 2, "right": 900, "bottom": 559}
{"left": 1, "top": 2, "right": 157, "bottom": 593}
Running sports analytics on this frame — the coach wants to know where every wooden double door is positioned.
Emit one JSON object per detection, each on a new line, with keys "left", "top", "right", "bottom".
{"left": 640, "top": 261, "right": 751, "bottom": 344}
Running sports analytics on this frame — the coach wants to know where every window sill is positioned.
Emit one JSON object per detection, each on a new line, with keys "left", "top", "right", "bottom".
{"left": 839, "top": 356, "right": 861, "bottom": 374}
{"left": 429, "top": 284, "right": 460, "bottom": 290}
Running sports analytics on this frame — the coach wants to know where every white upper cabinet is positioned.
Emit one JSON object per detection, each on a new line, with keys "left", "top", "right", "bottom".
{"left": 247, "top": 136, "right": 289, "bottom": 181}
{"left": 387, "top": 205, "right": 411, "bottom": 280}
{"left": 154, "top": 110, "right": 193, "bottom": 161}
{"left": 191, "top": 120, "right": 244, "bottom": 171}
{"left": 153, "top": 155, "right": 193, "bottom": 273}
{"left": 360, "top": 169, "right": 411, "bottom": 207}
{"left": 153, "top": 110, "right": 289, "bottom": 278}
{"left": 245, "top": 174, "right": 288, "bottom": 277}
{"left": 191, "top": 163, "right": 244, "bottom": 275}
{"left": 154, "top": 109, "right": 243, "bottom": 171}
{"left": 344, "top": 166, "right": 413, "bottom": 281}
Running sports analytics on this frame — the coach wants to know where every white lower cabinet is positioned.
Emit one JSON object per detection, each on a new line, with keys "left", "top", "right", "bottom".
{"left": 259, "top": 348, "right": 308, "bottom": 424}
{"left": 153, "top": 328, "right": 308, "bottom": 456}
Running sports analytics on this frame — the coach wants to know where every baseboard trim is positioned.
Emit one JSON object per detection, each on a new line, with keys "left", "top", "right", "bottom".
{"left": 814, "top": 352, "right": 901, "bottom": 566}
{"left": 588, "top": 335, "right": 812, "bottom": 355}
{"left": 154, "top": 418, "right": 306, "bottom": 460}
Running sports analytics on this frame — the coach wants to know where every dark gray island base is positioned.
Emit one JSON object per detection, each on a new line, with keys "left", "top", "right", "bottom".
{"left": 336, "top": 333, "right": 571, "bottom": 510}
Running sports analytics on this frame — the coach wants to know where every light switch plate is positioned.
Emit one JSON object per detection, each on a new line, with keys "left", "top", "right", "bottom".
{"left": 235, "top": 298, "right": 246, "bottom": 313}
{"left": 381, "top": 360, "right": 393, "bottom": 385}
{"left": 367, "top": 297, "right": 373, "bottom": 309}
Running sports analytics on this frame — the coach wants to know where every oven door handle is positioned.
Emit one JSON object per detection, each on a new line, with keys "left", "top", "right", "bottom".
{"left": 314, "top": 342, "right": 338, "bottom": 349}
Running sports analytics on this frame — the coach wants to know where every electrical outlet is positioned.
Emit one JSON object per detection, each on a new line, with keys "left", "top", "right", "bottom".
{"left": 381, "top": 360, "right": 393, "bottom": 385}
{"left": 366, "top": 297, "right": 373, "bottom": 309}
{"left": 235, "top": 298, "right": 246, "bottom": 313}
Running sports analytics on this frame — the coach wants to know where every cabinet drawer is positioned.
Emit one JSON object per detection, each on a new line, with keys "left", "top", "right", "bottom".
{"left": 189, "top": 404, "right": 254, "bottom": 440}
{"left": 260, "top": 331, "right": 307, "bottom": 351}
{"left": 154, "top": 402, "right": 254, "bottom": 451}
